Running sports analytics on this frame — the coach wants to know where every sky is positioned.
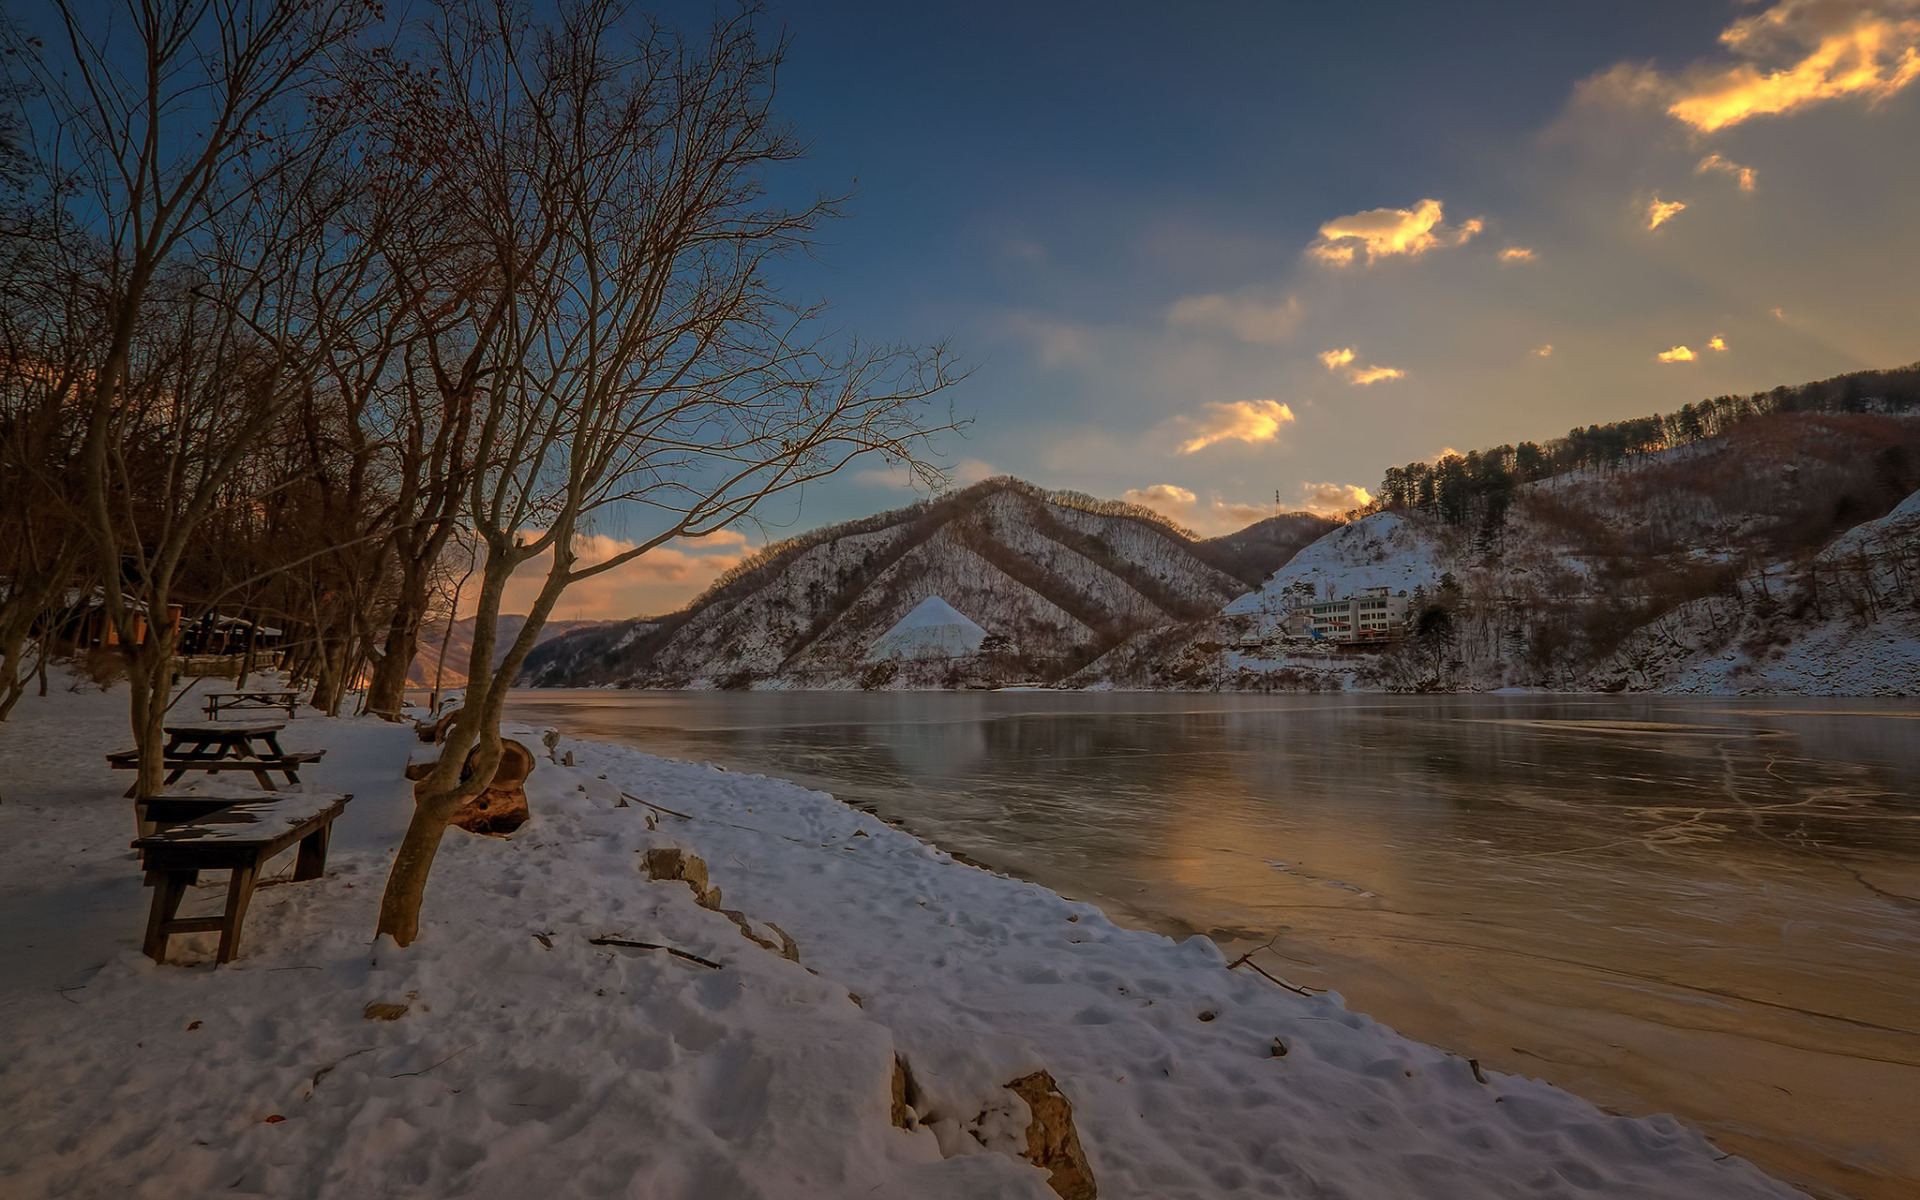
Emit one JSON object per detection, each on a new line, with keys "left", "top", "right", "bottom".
{"left": 506, "top": 0, "right": 1920, "bottom": 621}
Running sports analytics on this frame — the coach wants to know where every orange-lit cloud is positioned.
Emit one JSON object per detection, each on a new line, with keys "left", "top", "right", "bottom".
{"left": 1121, "top": 484, "right": 1274, "bottom": 536}
{"left": 1298, "top": 481, "right": 1373, "bottom": 516}
{"left": 1349, "top": 365, "right": 1406, "bottom": 385}
{"left": 1171, "top": 399, "right": 1296, "bottom": 454}
{"left": 1533, "top": 344, "right": 1554, "bottom": 357}
{"left": 1708, "top": 335, "right": 1729, "bottom": 351}
{"left": 1166, "top": 292, "right": 1303, "bottom": 343}
{"left": 491, "top": 529, "right": 757, "bottom": 621}
{"left": 1307, "top": 198, "right": 1483, "bottom": 265}
{"left": 1696, "top": 153, "right": 1758, "bottom": 191}
{"left": 1582, "top": 2, "right": 1920, "bottom": 133}
{"left": 1647, "top": 197, "right": 1688, "bottom": 229}
{"left": 1320, "top": 347, "right": 1405, "bottom": 385}
{"left": 1657, "top": 345, "right": 1698, "bottom": 363}
{"left": 1771, "top": 306, "right": 1789, "bottom": 320}
{"left": 1498, "top": 246, "right": 1537, "bottom": 262}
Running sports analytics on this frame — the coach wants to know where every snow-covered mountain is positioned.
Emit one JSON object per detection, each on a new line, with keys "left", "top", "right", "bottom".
{"left": 520, "top": 478, "right": 1269, "bottom": 689}
{"left": 1081, "top": 411, "right": 1920, "bottom": 694}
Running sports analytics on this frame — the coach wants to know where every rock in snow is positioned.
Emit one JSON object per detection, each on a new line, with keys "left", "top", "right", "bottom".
{"left": 864, "top": 596, "right": 989, "bottom": 662}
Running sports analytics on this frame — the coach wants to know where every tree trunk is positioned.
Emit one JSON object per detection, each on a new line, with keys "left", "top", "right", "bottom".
{"left": 364, "top": 595, "right": 426, "bottom": 720}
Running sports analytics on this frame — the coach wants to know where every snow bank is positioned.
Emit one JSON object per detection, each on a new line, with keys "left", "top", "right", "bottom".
{"left": 864, "top": 596, "right": 988, "bottom": 662}
{"left": 0, "top": 681, "right": 1801, "bottom": 1198}
{"left": 1224, "top": 513, "right": 1443, "bottom": 617}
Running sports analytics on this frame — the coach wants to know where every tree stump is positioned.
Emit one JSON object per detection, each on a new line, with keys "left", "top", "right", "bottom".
{"left": 406, "top": 737, "right": 534, "bottom": 836}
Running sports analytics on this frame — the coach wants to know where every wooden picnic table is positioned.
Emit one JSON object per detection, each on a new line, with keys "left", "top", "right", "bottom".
{"left": 132, "top": 792, "right": 352, "bottom": 964}
{"left": 107, "top": 724, "right": 323, "bottom": 792}
{"left": 160, "top": 721, "right": 287, "bottom": 762}
{"left": 205, "top": 690, "right": 299, "bottom": 719}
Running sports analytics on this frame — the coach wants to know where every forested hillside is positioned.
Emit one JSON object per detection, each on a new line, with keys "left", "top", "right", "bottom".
{"left": 520, "top": 478, "right": 1268, "bottom": 689}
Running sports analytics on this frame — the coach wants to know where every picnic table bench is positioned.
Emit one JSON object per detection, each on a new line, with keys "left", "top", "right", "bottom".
{"left": 132, "top": 792, "right": 352, "bottom": 964}
{"left": 205, "top": 689, "right": 299, "bottom": 719}
{"left": 107, "top": 722, "right": 320, "bottom": 792}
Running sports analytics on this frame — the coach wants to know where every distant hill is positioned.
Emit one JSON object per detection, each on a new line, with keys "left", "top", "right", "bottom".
{"left": 411, "top": 615, "right": 616, "bottom": 689}
{"left": 1202, "top": 512, "right": 1340, "bottom": 582}
{"left": 519, "top": 478, "right": 1261, "bottom": 689}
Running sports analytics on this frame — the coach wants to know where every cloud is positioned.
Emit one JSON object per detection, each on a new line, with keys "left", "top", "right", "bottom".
{"left": 1306, "top": 198, "right": 1483, "bottom": 265}
{"left": 1647, "top": 197, "right": 1688, "bottom": 229}
{"left": 858, "top": 456, "right": 998, "bottom": 492}
{"left": 1166, "top": 292, "right": 1303, "bottom": 344}
{"left": 1498, "top": 246, "right": 1537, "bottom": 262}
{"left": 1696, "top": 153, "right": 1759, "bottom": 191}
{"left": 490, "top": 529, "right": 757, "bottom": 622}
{"left": 1349, "top": 365, "right": 1406, "bottom": 385}
{"left": 1320, "top": 347, "right": 1405, "bottom": 385}
{"left": 1772, "top": 306, "right": 1789, "bottom": 320}
{"left": 1581, "top": 2, "right": 1920, "bottom": 133}
{"left": 1169, "top": 399, "right": 1296, "bottom": 454}
{"left": 1121, "top": 484, "right": 1274, "bottom": 537}
{"left": 1533, "top": 343, "right": 1554, "bottom": 357}
{"left": 1708, "top": 334, "right": 1729, "bottom": 351}
{"left": 1298, "top": 481, "right": 1373, "bottom": 517}
{"left": 1657, "top": 345, "right": 1699, "bottom": 363}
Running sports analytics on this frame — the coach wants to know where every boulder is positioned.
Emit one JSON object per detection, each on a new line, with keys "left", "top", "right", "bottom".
{"left": 1006, "top": 1071, "right": 1097, "bottom": 1200}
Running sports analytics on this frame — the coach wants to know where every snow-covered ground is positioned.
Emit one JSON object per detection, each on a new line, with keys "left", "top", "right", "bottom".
{"left": 0, "top": 677, "right": 1803, "bottom": 1198}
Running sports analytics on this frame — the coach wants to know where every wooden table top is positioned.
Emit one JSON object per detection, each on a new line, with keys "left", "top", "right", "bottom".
{"left": 165, "top": 721, "right": 286, "bottom": 737}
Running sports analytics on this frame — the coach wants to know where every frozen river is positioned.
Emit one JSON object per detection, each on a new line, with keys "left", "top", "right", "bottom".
{"left": 504, "top": 690, "right": 1920, "bottom": 1200}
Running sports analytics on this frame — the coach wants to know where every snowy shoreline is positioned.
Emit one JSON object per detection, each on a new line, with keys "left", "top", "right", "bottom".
{"left": 0, "top": 683, "right": 1805, "bottom": 1198}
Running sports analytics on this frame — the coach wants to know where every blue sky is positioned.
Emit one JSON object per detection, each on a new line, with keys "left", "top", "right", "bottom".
{"left": 501, "top": 2, "right": 1920, "bottom": 617}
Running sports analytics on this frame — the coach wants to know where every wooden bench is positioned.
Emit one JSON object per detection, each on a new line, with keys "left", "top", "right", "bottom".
{"left": 108, "top": 749, "right": 323, "bottom": 790}
{"left": 132, "top": 792, "right": 353, "bottom": 964}
{"left": 205, "top": 690, "right": 299, "bottom": 719}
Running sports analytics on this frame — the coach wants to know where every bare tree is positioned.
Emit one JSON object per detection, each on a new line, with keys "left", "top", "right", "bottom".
{"left": 375, "top": 0, "right": 961, "bottom": 944}
{"left": 15, "top": 0, "right": 378, "bottom": 792}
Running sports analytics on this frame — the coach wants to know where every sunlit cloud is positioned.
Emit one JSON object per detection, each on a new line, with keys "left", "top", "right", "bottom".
{"left": 1306, "top": 198, "right": 1483, "bottom": 265}
{"left": 1169, "top": 399, "right": 1296, "bottom": 454}
{"left": 1298, "top": 481, "right": 1374, "bottom": 517}
{"left": 1580, "top": 2, "right": 1920, "bottom": 133}
{"left": 1657, "top": 345, "right": 1698, "bottom": 363}
{"left": 1647, "top": 197, "right": 1688, "bottom": 229}
{"left": 1533, "top": 344, "right": 1554, "bottom": 357}
{"left": 1696, "top": 153, "right": 1759, "bottom": 191}
{"left": 1349, "top": 365, "right": 1406, "bottom": 385}
{"left": 1498, "top": 246, "right": 1537, "bottom": 262}
{"left": 1121, "top": 484, "right": 1274, "bottom": 537}
{"left": 1772, "top": 306, "right": 1790, "bottom": 320}
{"left": 1166, "top": 291, "right": 1303, "bottom": 344}
{"left": 1708, "top": 335, "right": 1729, "bottom": 352}
{"left": 1320, "top": 347, "right": 1404, "bottom": 385}
{"left": 491, "top": 530, "right": 757, "bottom": 621}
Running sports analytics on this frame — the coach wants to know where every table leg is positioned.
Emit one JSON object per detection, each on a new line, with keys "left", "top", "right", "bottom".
{"left": 294, "top": 824, "right": 331, "bottom": 881}
{"left": 216, "top": 861, "right": 259, "bottom": 964}
{"left": 143, "top": 871, "right": 191, "bottom": 964}
{"left": 262, "top": 732, "right": 285, "bottom": 757}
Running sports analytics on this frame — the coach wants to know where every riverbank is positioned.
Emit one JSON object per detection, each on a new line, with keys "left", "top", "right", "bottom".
{"left": 0, "top": 680, "right": 1802, "bottom": 1198}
